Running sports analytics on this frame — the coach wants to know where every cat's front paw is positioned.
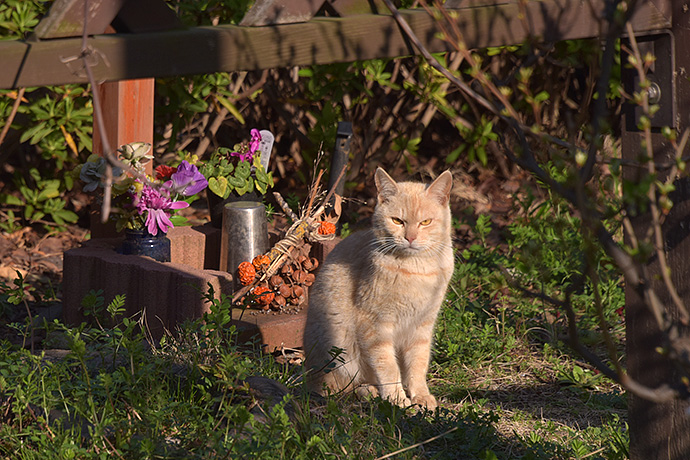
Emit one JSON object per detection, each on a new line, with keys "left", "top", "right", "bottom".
{"left": 387, "top": 394, "right": 412, "bottom": 408}
{"left": 382, "top": 386, "right": 411, "bottom": 407}
{"left": 411, "top": 394, "right": 438, "bottom": 411}
{"left": 355, "top": 384, "right": 379, "bottom": 399}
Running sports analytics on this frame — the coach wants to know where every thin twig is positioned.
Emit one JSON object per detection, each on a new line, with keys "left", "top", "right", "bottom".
{"left": 273, "top": 192, "right": 300, "bottom": 222}
{"left": 0, "top": 87, "right": 25, "bottom": 146}
{"left": 80, "top": 0, "right": 113, "bottom": 222}
{"left": 625, "top": 23, "right": 690, "bottom": 325}
{"left": 373, "top": 427, "right": 458, "bottom": 460}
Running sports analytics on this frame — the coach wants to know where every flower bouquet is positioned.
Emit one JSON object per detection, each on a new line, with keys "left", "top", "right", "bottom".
{"left": 74, "top": 142, "right": 208, "bottom": 261}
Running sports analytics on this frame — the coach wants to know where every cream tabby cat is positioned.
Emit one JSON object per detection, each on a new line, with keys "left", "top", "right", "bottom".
{"left": 304, "top": 167, "right": 454, "bottom": 410}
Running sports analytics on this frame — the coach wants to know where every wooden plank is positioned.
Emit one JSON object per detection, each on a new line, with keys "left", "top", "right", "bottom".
{"left": 622, "top": 2, "right": 690, "bottom": 459}
{"left": 34, "top": 0, "right": 127, "bottom": 39}
{"left": 240, "top": 0, "right": 327, "bottom": 26}
{"left": 0, "top": 0, "right": 670, "bottom": 89}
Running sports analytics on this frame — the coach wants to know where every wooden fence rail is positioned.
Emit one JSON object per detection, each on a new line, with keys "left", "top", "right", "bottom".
{"left": 0, "top": 0, "right": 670, "bottom": 89}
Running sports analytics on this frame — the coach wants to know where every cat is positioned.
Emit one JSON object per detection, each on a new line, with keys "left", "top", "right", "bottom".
{"left": 304, "top": 167, "right": 454, "bottom": 410}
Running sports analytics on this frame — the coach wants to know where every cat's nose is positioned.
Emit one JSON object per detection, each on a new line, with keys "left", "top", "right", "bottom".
{"left": 405, "top": 228, "right": 418, "bottom": 243}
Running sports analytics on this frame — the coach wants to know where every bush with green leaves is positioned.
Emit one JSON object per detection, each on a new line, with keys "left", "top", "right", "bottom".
{"left": 0, "top": 0, "right": 45, "bottom": 38}
{"left": 0, "top": 1, "right": 92, "bottom": 231}
{"left": 0, "top": 167, "right": 78, "bottom": 231}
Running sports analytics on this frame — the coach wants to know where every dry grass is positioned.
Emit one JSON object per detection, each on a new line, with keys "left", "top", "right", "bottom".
{"left": 432, "top": 346, "right": 626, "bottom": 456}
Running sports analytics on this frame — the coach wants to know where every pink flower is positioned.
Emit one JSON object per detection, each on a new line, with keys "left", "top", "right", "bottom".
{"left": 230, "top": 129, "right": 262, "bottom": 162}
{"left": 249, "top": 129, "right": 262, "bottom": 154}
{"left": 136, "top": 183, "right": 189, "bottom": 235}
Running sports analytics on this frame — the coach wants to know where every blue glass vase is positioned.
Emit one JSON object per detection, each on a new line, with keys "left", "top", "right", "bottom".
{"left": 117, "top": 229, "right": 171, "bottom": 262}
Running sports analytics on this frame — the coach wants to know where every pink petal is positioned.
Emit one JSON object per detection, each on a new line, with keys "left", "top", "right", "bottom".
{"left": 169, "top": 201, "right": 189, "bottom": 210}
{"left": 146, "top": 211, "right": 159, "bottom": 236}
{"left": 156, "top": 210, "right": 174, "bottom": 233}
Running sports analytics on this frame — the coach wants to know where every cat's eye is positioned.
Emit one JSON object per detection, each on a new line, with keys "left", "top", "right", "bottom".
{"left": 391, "top": 217, "right": 404, "bottom": 225}
{"left": 420, "top": 219, "right": 432, "bottom": 226}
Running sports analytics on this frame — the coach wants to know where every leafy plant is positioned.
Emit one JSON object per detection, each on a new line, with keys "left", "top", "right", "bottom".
{"left": 0, "top": 168, "right": 78, "bottom": 230}
{"left": 0, "top": 271, "right": 37, "bottom": 350}
{"left": 199, "top": 130, "right": 274, "bottom": 198}
{"left": 19, "top": 86, "right": 93, "bottom": 169}
{"left": 0, "top": 0, "right": 45, "bottom": 39}
{"left": 0, "top": 209, "right": 21, "bottom": 233}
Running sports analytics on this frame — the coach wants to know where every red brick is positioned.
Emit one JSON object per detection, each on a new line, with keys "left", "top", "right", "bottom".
{"left": 60, "top": 228, "right": 341, "bottom": 350}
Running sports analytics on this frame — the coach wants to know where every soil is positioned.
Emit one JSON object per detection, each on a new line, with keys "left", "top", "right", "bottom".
{"left": 0, "top": 224, "right": 88, "bottom": 346}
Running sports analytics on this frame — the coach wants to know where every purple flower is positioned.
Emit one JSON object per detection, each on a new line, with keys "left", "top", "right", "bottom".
{"left": 249, "top": 129, "right": 262, "bottom": 154}
{"left": 230, "top": 129, "right": 262, "bottom": 162}
{"left": 230, "top": 150, "right": 254, "bottom": 162}
{"left": 136, "top": 183, "right": 189, "bottom": 236}
{"left": 168, "top": 161, "right": 208, "bottom": 196}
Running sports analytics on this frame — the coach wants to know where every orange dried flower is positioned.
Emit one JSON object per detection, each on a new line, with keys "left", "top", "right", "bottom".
{"left": 253, "top": 286, "right": 275, "bottom": 305}
{"left": 237, "top": 261, "right": 256, "bottom": 285}
{"left": 318, "top": 221, "right": 336, "bottom": 235}
{"left": 252, "top": 254, "right": 271, "bottom": 271}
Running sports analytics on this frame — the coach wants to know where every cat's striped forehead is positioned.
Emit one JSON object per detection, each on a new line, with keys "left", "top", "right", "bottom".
{"left": 378, "top": 181, "right": 444, "bottom": 221}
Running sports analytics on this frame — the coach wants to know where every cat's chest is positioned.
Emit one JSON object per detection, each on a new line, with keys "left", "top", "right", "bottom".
{"left": 360, "top": 256, "right": 452, "bottom": 304}
{"left": 377, "top": 262, "right": 445, "bottom": 286}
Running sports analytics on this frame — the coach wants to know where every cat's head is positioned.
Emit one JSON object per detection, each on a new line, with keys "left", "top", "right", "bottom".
{"left": 372, "top": 168, "right": 453, "bottom": 255}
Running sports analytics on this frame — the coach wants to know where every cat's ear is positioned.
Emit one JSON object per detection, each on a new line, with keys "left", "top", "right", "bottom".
{"left": 426, "top": 170, "right": 453, "bottom": 205}
{"left": 375, "top": 168, "right": 399, "bottom": 203}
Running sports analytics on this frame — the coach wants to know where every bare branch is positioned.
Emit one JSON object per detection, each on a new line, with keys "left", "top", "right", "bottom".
{"left": 0, "top": 87, "right": 25, "bottom": 147}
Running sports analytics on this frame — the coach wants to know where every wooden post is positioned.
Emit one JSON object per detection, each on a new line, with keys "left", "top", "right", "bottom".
{"left": 92, "top": 79, "right": 155, "bottom": 158}
{"left": 91, "top": 78, "right": 155, "bottom": 237}
{"left": 623, "top": 1, "right": 690, "bottom": 458}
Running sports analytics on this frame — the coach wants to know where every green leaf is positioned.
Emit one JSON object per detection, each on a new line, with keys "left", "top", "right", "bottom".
{"left": 52, "top": 209, "right": 78, "bottom": 223}
{"left": 446, "top": 144, "right": 466, "bottom": 164}
{"left": 1, "top": 194, "right": 23, "bottom": 206}
{"left": 19, "top": 185, "right": 37, "bottom": 203}
{"left": 25, "top": 205, "right": 40, "bottom": 221}
{"left": 228, "top": 175, "right": 246, "bottom": 188}
{"left": 64, "top": 174, "right": 74, "bottom": 191}
{"left": 234, "top": 182, "right": 248, "bottom": 196}
{"left": 235, "top": 161, "right": 251, "bottom": 179}
{"left": 75, "top": 128, "right": 93, "bottom": 152}
{"left": 534, "top": 91, "right": 550, "bottom": 103}
{"left": 215, "top": 94, "right": 245, "bottom": 125}
{"left": 36, "top": 180, "right": 60, "bottom": 201}
{"left": 208, "top": 177, "right": 228, "bottom": 198}
{"left": 19, "top": 121, "right": 48, "bottom": 144}
{"left": 254, "top": 167, "right": 268, "bottom": 183}
{"left": 169, "top": 215, "right": 189, "bottom": 227}
{"left": 476, "top": 146, "right": 488, "bottom": 166}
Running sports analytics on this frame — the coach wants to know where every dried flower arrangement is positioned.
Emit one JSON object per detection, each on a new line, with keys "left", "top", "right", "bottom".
{"left": 232, "top": 168, "right": 343, "bottom": 312}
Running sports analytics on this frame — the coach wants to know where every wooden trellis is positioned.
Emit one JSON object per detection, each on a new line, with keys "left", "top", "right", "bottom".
{"left": 0, "top": 0, "right": 687, "bottom": 458}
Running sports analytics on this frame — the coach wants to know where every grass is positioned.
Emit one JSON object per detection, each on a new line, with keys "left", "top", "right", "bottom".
{"left": 0, "top": 202, "right": 629, "bottom": 459}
